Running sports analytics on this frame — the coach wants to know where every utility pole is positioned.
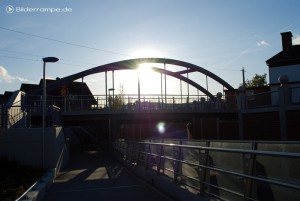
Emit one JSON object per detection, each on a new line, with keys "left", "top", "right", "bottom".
{"left": 241, "top": 67, "right": 246, "bottom": 87}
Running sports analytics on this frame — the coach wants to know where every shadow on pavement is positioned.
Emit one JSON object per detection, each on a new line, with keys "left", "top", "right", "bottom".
{"left": 44, "top": 145, "right": 170, "bottom": 201}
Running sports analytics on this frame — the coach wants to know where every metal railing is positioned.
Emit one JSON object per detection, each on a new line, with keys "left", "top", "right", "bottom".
{"left": 113, "top": 139, "right": 300, "bottom": 201}
{"left": 245, "top": 90, "right": 277, "bottom": 108}
{"left": 23, "top": 94, "right": 226, "bottom": 112}
{"left": 2, "top": 105, "right": 61, "bottom": 128}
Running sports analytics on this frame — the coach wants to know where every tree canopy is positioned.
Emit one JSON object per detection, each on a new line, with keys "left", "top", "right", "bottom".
{"left": 244, "top": 73, "right": 268, "bottom": 87}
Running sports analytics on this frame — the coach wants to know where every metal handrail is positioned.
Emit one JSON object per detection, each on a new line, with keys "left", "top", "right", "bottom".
{"left": 133, "top": 141, "right": 300, "bottom": 158}
{"left": 114, "top": 140, "right": 300, "bottom": 201}
{"left": 15, "top": 181, "right": 38, "bottom": 201}
{"left": 136, "top": 149, "right": 299, "bottom": 190}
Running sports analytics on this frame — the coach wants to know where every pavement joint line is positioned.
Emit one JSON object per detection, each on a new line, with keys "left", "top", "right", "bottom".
{"left": 49, "top": 184, "right": 140, "bottom": 194}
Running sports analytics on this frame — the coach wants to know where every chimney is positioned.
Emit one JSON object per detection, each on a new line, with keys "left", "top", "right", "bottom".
{"left": 281, "top": 31, "right": 293, "bottom": 54}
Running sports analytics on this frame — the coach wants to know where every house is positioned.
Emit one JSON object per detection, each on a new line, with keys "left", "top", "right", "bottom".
{"left": 266, "top": 31, "right": 300, "bottom": 104}
{"left": 20, "top": 79, "right": 97, "bottom": 111}
{"left": 0, "top": 91, "right": 14, "bottom": 106}
{"left": 0, "top": 80, "right": 96, "bottom": 128}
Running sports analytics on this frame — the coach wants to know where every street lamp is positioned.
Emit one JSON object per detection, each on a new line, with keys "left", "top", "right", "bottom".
{"left": 42, "top": 57, "right": 59, "bottom": 170}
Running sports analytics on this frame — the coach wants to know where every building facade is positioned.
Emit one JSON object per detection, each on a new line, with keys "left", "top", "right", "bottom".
{"left": 266, "top": 31, "right": 300, "bottom": 105}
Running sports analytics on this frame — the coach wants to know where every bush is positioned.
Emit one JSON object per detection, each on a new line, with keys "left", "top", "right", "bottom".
{"left": 0, "top": 156, "right": 43, "bottom": 201}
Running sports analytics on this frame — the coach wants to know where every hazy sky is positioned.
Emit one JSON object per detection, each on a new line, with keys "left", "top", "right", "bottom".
{"left": 1, "top": 0, "right": 300, "bottom": 96}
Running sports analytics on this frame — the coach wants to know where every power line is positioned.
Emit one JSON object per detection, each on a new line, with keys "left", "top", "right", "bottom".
{"left": 0, "top": 49, "right": 100, "bottom": 67}
{"left": 0, "top": 55, "right": 93, "bottom": 68}
{"left": 0, "top": 26, "right": 134, "bottom": 58}
{"left": 0, "top": 55, "right": 39, "bottom": 62}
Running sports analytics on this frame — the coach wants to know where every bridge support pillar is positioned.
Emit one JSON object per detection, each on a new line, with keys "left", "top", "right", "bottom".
{"left": 109, "top": 117, "right": 118, "bottom": 146}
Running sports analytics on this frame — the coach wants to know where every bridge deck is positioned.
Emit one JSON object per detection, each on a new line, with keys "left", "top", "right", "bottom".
{"left": 43, "top": 146, "right": 171, "bottom": 201}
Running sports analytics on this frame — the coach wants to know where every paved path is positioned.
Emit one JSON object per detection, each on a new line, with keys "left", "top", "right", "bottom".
{"left": 44, "top": 146, "right": 170, "bottom": 201}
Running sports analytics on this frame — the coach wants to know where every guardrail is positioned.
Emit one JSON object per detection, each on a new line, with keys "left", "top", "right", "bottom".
{"left": 113, "top": 139, "right": 300, "bottom": 201}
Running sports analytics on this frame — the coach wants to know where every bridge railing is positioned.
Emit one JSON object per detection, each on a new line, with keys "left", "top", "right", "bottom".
{"left": 24, "top": 94, "right": 228, "bottom": 112}
{"left": 113, "top": 139, "right": 300, "bottom": 201}
{"left": 244, "top": 90, "right": 278, "bottom": 108}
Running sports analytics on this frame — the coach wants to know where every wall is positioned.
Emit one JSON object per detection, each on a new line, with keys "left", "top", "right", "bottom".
{"left": 0, "top": 127, "right": 69, "bottom": 172}
{"left": 243, "top": 112, "right": 281, "bottom": 140}
{"left": 269, "top": 64, "right": 300, "bottom": 84}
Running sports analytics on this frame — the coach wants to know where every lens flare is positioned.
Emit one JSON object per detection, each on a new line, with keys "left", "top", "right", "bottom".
{"left": 157, "top": 122, "right": 166, "bottom": 134}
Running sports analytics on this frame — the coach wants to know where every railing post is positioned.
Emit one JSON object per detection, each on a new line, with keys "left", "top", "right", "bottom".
{"left": 145, "top": 143, "right": 151, "bottom": 170}
{"left": 199, "top": 141, "right": 210, "bottom": 196}
{"left": 215, "top": 92, "right": 223, "bottom": 109}
{"left": 174, "top": 140, "right": 182, "bottom": 183}
{"left": 244, "top": 141, "right": 257, "bottom": 201}
{"left": 157, "top": 143, "right": 165, "bottom": 174}
{"left": 130, "top": 142, "right": 135, "bottom": 163}
{"left": 172, "top": 97, "right": 175, "bottom": 110}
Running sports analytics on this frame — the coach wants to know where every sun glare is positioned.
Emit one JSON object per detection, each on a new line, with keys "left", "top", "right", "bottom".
{"left": 137, "top": 63, "right": 161, "bottom": 94}
{"left": 157, "top": 122, "right": 166, "bottom": 134}
{"left": 138, "top": 63, "right": 154, "bottom": 74}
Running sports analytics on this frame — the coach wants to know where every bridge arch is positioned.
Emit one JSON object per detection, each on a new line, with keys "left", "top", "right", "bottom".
{"left": 46, "top": 58, "right": 234, "bottom": 99}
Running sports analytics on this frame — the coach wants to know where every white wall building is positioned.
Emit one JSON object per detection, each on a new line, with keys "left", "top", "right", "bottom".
{"left": 266, "top": 32, "right": 300, "bottom": 104}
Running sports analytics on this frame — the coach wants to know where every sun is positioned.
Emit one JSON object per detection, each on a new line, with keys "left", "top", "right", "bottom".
{"left": 138, "top": 63, "right": 154, "bottom": 74}
{"left": 137, "top": 63, "right": 161, "bottom": 94}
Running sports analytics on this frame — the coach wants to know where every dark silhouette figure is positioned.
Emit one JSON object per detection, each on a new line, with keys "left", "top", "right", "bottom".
{"left": 255, "top": 161, "right": 275, "bottom": 201}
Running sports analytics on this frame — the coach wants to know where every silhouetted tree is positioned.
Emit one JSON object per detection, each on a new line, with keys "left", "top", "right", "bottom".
{"left": 113, "top": 84, "right": 125, "bottom": 109}
{"left": 244, "top": 73, "right": 267, "bottom": 87}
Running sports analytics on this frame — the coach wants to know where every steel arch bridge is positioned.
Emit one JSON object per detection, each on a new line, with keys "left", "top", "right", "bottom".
{"left": 45, "top": 58, "right": 234, "bottom": 99}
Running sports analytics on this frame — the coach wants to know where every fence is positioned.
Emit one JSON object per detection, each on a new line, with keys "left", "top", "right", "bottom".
{"left": 23, "top": 94, "right": 225, "bottom": 112}
{"left": 1, "top": 105, "right": 61, "bottom": 128}
{"left": 113, "top": 139, "right": 300, "bottom": 201}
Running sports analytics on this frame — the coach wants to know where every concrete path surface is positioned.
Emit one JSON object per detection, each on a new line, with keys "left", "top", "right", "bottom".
{"left": 43, "top": 146, "right": 171, "bottom": 201}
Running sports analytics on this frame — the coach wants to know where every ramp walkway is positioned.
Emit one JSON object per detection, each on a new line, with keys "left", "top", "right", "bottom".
{"left": 43, "top": 146, "right": 171, "bottom": 201}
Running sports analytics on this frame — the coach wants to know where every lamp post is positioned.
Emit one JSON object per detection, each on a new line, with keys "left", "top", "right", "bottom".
{"left": 42, "top": 57, "right": 59, "bottom": 170}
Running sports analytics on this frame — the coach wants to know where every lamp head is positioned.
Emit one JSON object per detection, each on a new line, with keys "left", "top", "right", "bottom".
{"left": 43, "top": 57, "right": 59, "bottom": 63}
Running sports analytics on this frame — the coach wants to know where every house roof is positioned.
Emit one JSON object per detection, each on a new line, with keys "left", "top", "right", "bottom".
{"left": 266, "top": 45, "right": 300, "bottom": 67}
{"left": 0, "top": 91, "right": 14, "bottom": 105}
{"left": 49, "top": 81, "right": 94, "bottom": 96}
{"left": 36, "top": 79, "right": 94, "bottom": 97}
{"left": 20, "top": 83, "right": 39, "bottom": 94}
{"left": 21, "top": 79, "right": 94, "bottom": 97}
{"left": 266, "top": 32, "right": 300, "bottom": 67}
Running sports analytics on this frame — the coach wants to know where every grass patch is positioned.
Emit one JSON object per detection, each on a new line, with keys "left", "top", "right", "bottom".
{"left": 0, "top": 156, "right": 43, "bottom": 201}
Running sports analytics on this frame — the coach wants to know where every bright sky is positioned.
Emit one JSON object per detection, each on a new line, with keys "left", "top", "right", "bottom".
{"left": 1, "top": 0, "right": 300, "bottom": 96}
